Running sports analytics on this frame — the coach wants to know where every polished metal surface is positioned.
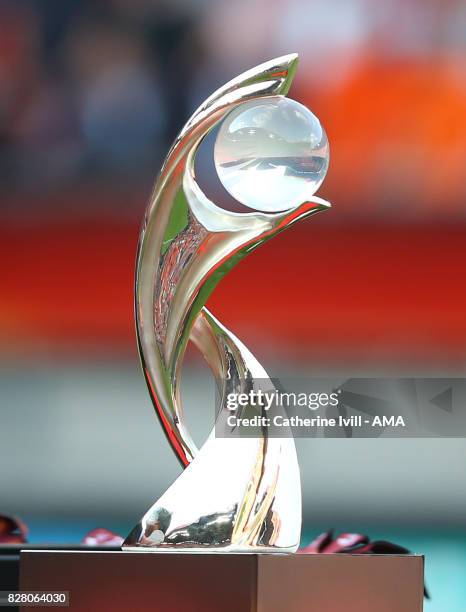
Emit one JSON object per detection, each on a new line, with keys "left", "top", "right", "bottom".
{"left": 124, "top": 54, "right": 331, "bottom": 552}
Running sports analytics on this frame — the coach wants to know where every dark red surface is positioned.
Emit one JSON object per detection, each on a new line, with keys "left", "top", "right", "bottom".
{"left": 20, "top": 550, "right": 424, "bottom": 612}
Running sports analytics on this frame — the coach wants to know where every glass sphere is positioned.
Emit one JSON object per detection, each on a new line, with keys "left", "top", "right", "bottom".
{"left": 214, "top": 96, "right": 329, "bottom": 212}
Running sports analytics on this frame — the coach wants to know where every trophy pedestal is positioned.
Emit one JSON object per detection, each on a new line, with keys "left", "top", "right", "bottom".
{"left": 20, "top": 550, "right": 424, "bottom": 611}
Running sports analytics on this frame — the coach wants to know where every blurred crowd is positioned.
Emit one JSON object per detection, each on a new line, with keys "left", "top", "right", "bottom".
{"left": 0, "top": 0, "right": 197, "bottom": 191}
{"left": 1, "top": 0, "right": 466, "bottom": 212}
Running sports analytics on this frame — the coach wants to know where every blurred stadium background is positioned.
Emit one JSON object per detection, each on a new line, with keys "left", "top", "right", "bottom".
{"left": 1, "top": 1, "right": 466, "bottom": 608}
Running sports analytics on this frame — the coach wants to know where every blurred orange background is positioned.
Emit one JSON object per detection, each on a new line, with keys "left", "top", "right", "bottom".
{"left": 1, "top": 0, "right": 466, "bottom": 366}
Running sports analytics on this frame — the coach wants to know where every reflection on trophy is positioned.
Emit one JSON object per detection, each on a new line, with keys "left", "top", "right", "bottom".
{"left": 123, "top": 54, "right": 331, "bottom": 552}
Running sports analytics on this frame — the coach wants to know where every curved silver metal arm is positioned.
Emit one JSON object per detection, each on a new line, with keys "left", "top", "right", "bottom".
{"left": 125, "top": 54, "right": 331, "bottom": 552}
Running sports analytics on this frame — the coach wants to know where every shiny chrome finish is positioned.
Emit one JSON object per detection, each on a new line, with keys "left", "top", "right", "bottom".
{"left": 124, "top": 54, "right": 331, "bottom": 552}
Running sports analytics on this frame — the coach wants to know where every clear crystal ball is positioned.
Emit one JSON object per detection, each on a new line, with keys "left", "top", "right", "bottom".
{"left": 214, "top": 96, "right": 329, "bottom": 212}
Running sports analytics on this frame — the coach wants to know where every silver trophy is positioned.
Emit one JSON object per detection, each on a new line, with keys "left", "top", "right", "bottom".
{"left": 124, "top": 54, "right": 330, "bottom": 552}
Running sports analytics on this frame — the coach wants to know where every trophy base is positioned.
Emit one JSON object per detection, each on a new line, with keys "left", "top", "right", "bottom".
{"left": 20, "top": 549, "right": 424, "bottom": 611}
{"left": 122, "top": 545, "right": 296, "bottom": 554}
